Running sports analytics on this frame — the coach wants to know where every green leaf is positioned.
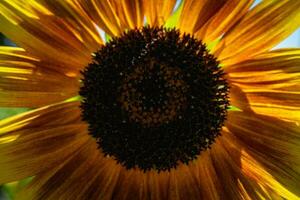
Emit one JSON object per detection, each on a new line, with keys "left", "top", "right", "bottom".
{"left": 63, "top": 95, "right": 82, "bottom": 103}
{"left": 0, "top": 108, "right": 30, "bottom": 120}
{"left": 164, "top": 1, "right": 183, "bottom": 28}
{"left": 2, "top": 177, "right": 33, "bottom": 200}
{"left": 228, "top": 105, "right": 242, "bottom": 111}
{"left": 105, "top": 33, "right": 112, "bottom": 42}
{"left": 207, "top": 38, "right": 221, "bottom": 52}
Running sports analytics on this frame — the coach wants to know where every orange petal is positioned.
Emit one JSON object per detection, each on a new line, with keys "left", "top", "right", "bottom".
{"left": 106, "top": 166, "right": 170, "bottom": 200}
{"left": 227, "top": 49, "right": 300, "bottom": 121}
{"left": 188, "top": 151, "right": 223, "bottom": 200}
{"left": 77, "top": 0, "right": 124, "bottom": 36}
{"left": 177, "top": 0, "right": 227, "bottom": 34}
{"left": 0, "top": 46, "right": 79, "bottom": 107}
{"left": 228, "top": 83, "right": 251, "bottom": 111}
{"left": 209, "top": 136, "right": 265, "bottom": 199}
{"left": 221, "top": 127, "right": 295, "bottom": 199}
{"left": 226, "top": 111, "right": 300, "bottom": 198}
{"left": 144, "top": 171, "right": 170, "bottom": 200}
{"left": 0, "top": 101, "right": 89, "bottom": 184}
{"left": 110, "top": 168, "right": 145, "bottom": 200}
{"left": 110, "top": 0, "right": 144, "bottom": 30}
{"left": 167, "top": 165, "right": 201, "bottom": 200}
{"left": 36, "top": 0, "right": 104, "bottom": 53}
{"left": 195, "top": 0, "right": 254, "bottom": 44}
{"left": 144, "top": 0, "right": 176, "bottom": 27}
{"left": 215, "top": 0, "right": 300, "bottom": 65}
{"left": 241, "top": 150, "right": 300, "bottom": 200}
{"left": 0, "top": 1, "right": 102, "bottom": 73}
{"left": 82, "top": 158, "right": 121, "bottom": 200}
{"left": 233, "top": 89, "right": 300, "bottom": 121}
{"left": 16, "top": 139, "right": 122, "bottom": 200}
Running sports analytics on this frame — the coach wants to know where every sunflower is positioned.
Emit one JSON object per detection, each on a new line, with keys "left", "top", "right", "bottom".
{"left": 0, "top": 0, "right": 300, "bottom": 199}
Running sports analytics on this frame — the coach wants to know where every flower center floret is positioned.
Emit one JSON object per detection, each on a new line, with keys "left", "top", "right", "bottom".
{"left": 80, "top": 26, "right": 229, "bottom": 171}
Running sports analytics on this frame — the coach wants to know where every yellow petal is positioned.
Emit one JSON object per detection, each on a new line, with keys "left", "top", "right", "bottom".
{"left": 0, "top": 101, "right": 89, "bottom": 184}
{"left": 228, "top": 83, "right": 251, "bottom": 112}
{"left": 177, "top": 0, "right": 228, "bottom": 34}
{"left": 227, "top": 49, "right": 300, "bottom": 121}
{"left": 226, "top": 111, "right": 300, "bottom": 198}
{"left": 16, "top": 139, "right": 120, "bottom": 200}
{"left": 77, "top": 0, "right": 123, "bottom": 36}
{"left": 188, "top": 151, "right": 223, "bottom": 200}
{"left": 195, "top": 0, "right": 254, "bottom": 44}
{"left": 241, "top": 150, "right": 300, "bottom": 200}
{"left": 110, "top": 0, "right": 144, "bottom": 29}
{"left": 215, "top": 0, "right": 300, "bottom": 65}
{"left": 208, "top": 136, "right": 266, "bottom": 199}
{"left": 0, "top": 0, "right": 101, "bottom": 73}
{"left": 0, "top": 46, "right": 79, "bottom": 107}
{"left": 37, "top": 0, "right": 104, "bottom": 51}
{"left": 221, "top": 127, "right": 296, "bottom": 199}
{"left": 144, "top": 0, "right": 176, "bottom": 26}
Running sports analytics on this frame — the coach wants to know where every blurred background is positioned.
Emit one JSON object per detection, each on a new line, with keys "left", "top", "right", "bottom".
{"left": 0, "top": 0, "right": 299, "bottom": 199}
{"left": 0, "top": 32, "right": 30, "bottom": 200}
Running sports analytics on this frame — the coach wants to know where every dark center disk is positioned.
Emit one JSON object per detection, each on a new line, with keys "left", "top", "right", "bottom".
{"left": 80, "top": 26, "right": 229, "bottom": 171}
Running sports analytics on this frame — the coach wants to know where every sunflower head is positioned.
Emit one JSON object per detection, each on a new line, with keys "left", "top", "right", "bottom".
{"left": 0, "top": 0, "right": 300, "bottom": 199}
{"left": 80, "top": 26, "right": 229, "bottom": 171}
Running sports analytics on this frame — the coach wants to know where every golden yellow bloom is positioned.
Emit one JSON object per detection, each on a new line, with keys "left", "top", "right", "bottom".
{"left": 0, "top": 0, "right": 300, "bottom": 199}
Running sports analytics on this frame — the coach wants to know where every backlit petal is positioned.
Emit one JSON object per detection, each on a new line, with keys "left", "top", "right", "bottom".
{"left": 110, "top": 0, "right": 144, "bottom": 30}
{"left": 226, "top": 111, "right": 300, "bottom": 198}
{"left": 215, "top": 0, "right": 300, "bottom": 65}
{"left": 0, "top": 0, "right": 103, "bottom": 74}
{"left": 195, "top": 0, "right": 254, "bottom": 44}
{"left": 177, "top": 0, "right": 227, "bottom": 34}
{"left": 77, "top": 0, "right": 123, "bottom": 36}
{"left": 144, "top": 0, "right": 176, "bottom": 27}
{"left": 227, "top": 49, "right": 300, "bottom": 121}
{"left": 15, "top": 139, "right": 120, "bottom": 200}
{"left": 0, "top": 46, "right": 79, "bottom": 107}
{"left": 0, "top": 102, "right": 88, "bottom": 184}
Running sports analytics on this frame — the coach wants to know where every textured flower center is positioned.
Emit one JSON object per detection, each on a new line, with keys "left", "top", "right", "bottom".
{"left": 80, "top": 27, "right": 229, "bottom": 171}
{"left": 119, "top": 61, "right": 188, "bottom": 127}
